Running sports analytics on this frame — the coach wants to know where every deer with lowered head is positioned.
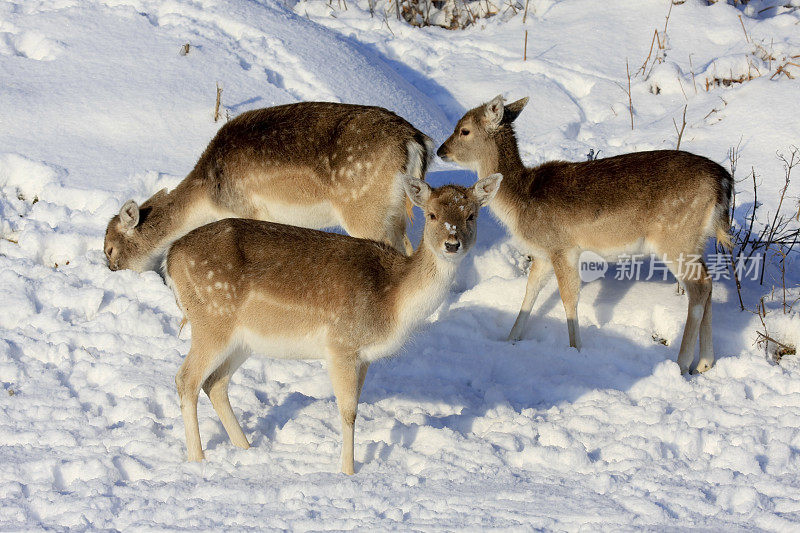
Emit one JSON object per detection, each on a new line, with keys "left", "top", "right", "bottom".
{"left": 437, "top": 95, "right": 732, "bottom": 374}
{"left": 104, "top": 102, "right": 435, "bottom": 272}
{"left": 163, "top": 173, "right": 502, "bottom": 474}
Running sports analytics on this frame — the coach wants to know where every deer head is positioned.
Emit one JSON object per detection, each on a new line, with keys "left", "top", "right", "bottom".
{"left": 436, "top": 95, "right": 529, "bottom": 176}
{"left": 103, "top": 189, "right": 167, "bottom": 271}
{"left": 403, "top": 173, "right": 502, "bottom": 262}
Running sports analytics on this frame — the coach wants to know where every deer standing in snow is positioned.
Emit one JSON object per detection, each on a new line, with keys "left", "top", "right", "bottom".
{"left": 164, "top": 173, "right": 502, "bottom": 474}
{"left": 437, "top": 95, "right": 732, "bottom": 374}
{"left": 104, "top": 102, "right": 435, "bottom": 272}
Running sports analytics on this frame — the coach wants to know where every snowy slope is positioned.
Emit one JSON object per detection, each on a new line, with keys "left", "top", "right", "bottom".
{"left": 2, "top": 0, "right": 800, "bottom": 529}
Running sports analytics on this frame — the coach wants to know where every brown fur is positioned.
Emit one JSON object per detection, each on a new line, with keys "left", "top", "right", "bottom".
{"left": 104, "top": 102, "right": 434, "bottom": 272}
{"left": 437, "top": 95, "right": 733, "bottom": 374}
{"left": 165, "top": 175, "right": 501, "bottom": 474}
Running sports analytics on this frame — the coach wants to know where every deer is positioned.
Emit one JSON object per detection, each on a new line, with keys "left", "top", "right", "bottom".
{"left": 437, "top": 95, "right": 732, "bottom": 375}
{"left": 104, "top": 102, "right": 436, "bottom": 272}
{"left": 163, "top": 173, "right": 502, "bottom": 474}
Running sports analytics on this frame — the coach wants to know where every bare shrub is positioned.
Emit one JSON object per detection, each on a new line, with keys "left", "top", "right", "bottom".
{"left": 725, "top": 145, "right": 799, "bottom": 358}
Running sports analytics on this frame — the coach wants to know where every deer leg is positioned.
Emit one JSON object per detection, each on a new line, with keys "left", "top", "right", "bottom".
{"left": 176, "top": 344, "right": 222, "bottom": 462}
{"left": 202, "top": 353, "right": 250, "bottom": 450}
{"left": 328, "top": 353, "right": 361, "bottom": 475}
{"left": 338, "top": 203, "right": 410, "bottom": 256}
{"left": 675, "top": 261, "right": 711, "bottom": 374}
{"left": 387, "top": 204, "right": 413, "bottom": 256}
{"left": 380, "top": 205, "right": 412, "bottom": 255}
{"left": 356, "top": 361, "right": 370, "bottom": 400}
{"left": 551, "top": 251, "right": 582, "bottom": 351}
{"left": 389, "top": 218, "right": 413, "bottom": 257}
{"left": 696, "top": 281, "right": 715, "bottom": 373}
{"left": 402, "top": 235, "right": 414, "bottom": 256}
{"left": 508, "top": 258, "right": 552, "bottom": 342}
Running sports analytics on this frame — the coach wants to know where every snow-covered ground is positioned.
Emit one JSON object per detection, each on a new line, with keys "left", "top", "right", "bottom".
{"left": 2, "top": 0, "right": 800, "bottom": 529}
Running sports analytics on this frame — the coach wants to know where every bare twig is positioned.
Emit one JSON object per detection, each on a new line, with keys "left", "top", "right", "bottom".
{"left": 756, "top": 331, "right": 794, "bottom": 352}
{"left": 726, "top": 144, "right": 746, "bottom": 310}
{"left": 775, "top": 247, "right": 788, "bottom": 313}
{"left": 760, "top": 148, "right": 797, "bottom": 283}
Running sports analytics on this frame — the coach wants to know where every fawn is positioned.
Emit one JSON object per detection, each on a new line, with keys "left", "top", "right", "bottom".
{"left": 164, "top": 173, "right": 502, "bottom": 473}
{"left": 437, "top": 95, "right": 732, "bottom": 374}
{"left": 105, "top": 102, "right": 435, "bottom": 272}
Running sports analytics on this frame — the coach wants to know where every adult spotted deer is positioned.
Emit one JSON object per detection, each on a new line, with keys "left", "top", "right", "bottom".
{"left": 164, "top": 173, "right": 502, "bottom": 474}
{"left": 104, "top": 102, "right": 435, "bottom": 272}
{"left": 437, "top": 95, "right": 732, "bottom": 374}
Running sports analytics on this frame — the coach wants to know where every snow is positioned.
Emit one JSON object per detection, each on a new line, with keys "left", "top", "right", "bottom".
{"left": 2, "top": 0, "right": 800, "bottom": 529}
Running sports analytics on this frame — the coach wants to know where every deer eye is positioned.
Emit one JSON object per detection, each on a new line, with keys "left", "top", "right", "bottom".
{"left": 105, "top": 247, "right": 113, "bottom": 257}
{"left": 467, "top": 213, "right": 475, "bottom": 221}
{"left": 460, "top": 128, "right": 470, "bottom": 136}
{"left": 428, "top": 213, "right": 437, "bottom": 221}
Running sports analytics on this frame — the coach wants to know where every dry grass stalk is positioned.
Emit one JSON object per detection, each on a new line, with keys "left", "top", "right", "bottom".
{"left": 704, "top": 66, "right": 760, "bottom": 90}
{"left": 214, "top": 83, "right": 222, "bottom": 122}
{"left": 462, "top": 0, "right": 477, "bottom": 25}
{"left": 673, "top": 104, "right": 687, "bottom": 150}
{"left": 689, "top": 54, "right": 698, "bottom": 94}
{"left": 626, "top": 59, "right": 634, "bottom": 130}
{"left": 523, "top": 30, "right": 528, "bottom": 61}
{"left": 771, "top": 58, "right": 800, "bottom": 80}
{"left": 502, "top": 0, "right": 517, "bottom": 15}
{"left": 738, "top": 14, "right": 750, "bottom": 43}
{"left": 637, "top": 29, "right": 659, "bottom": 77}
{"left": 663, "top": 0, "right": 674, "bottom": 35}
{"left": 399, "top": 0, "right": 497, "bottom": 29}
{"left": 636, "top": 0, "right": 674, "bottom": 78}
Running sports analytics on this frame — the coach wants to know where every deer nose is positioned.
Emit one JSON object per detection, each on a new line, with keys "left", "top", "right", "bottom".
{"left": 444, "top": 241, "right": 460, "bottom": 253}
{"left": 436, "top": 144, "right": 450, "bottom": 160}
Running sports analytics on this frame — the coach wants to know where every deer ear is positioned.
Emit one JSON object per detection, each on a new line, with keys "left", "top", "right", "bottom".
{"left": 473, "top": 173, "right": 503, "bottom": 205}
{"left": 504, "top": 97, "right": 529, "bottom": 123}
{"left": 484, "top": 94, "right": 505, "bottom": 130}
{"left": 119, "top": 199, "right": 140, "bottom": 229}
{"left": 403, "top": 175, "right": 432, "bottom": 208}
